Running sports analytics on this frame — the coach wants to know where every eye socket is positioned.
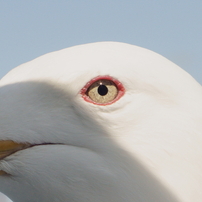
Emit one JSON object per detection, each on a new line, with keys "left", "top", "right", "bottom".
{"left": 80, "top": 76, "right": 125, "bottom": 105}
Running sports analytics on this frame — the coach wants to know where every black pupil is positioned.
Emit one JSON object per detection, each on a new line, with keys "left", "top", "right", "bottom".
{"left": 98, "top": 85, "right": 108, "bottom": 96}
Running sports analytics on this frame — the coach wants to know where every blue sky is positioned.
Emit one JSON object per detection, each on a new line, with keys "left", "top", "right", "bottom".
{"left": 0, "top": 1, "right": 202, "bottom": 84}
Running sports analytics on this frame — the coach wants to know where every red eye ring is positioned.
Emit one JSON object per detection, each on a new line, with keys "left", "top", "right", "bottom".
{"left": 80, "top": 75, "right": 125, "bottom": 106}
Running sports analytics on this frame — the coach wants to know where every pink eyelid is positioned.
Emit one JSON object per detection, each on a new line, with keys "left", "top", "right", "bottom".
{"left": 80, "top": 75, "right": 125, "bottom": 106}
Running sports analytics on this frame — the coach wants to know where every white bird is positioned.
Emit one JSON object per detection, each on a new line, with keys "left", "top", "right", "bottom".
{"left": 0, "top": 192, "right": 12, "bottom": 202}
{"left": 0, "top": 42, "right": 202, "bottom": 202}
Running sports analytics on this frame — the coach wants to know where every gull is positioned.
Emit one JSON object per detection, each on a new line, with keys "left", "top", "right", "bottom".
{"left": 0, "top": 42, "right": 202, "bottom": 202}
{"left": 0, "top": 192, "right": 12, "bottom": 202}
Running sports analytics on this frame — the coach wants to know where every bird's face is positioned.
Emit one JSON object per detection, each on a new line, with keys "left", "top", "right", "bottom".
{"left": 0, "top": 42, "right": 202, "bottom": 202}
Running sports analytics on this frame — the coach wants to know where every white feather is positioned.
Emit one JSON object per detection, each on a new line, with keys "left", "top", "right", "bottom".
{"left": 0, "top": 42, "right": 202, "bottom": 202}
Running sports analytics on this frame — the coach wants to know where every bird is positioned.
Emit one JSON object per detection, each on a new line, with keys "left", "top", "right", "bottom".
{"left": 0, "top": 192, "right": 12, "bottom": 202}
{"left": 0, "top": 42, "right": 202, "bottom": 202}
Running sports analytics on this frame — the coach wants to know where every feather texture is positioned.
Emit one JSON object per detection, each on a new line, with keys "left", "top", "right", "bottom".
{"left": 0, "top": 42, "right": 202, "bottom": 202}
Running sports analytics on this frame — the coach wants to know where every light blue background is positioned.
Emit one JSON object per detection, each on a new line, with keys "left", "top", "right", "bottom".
{"left": 0, "top": 1, "right": 202, "bottom": 201}
{"left": 0, "top": 1, "right": 202, "bottom": 84}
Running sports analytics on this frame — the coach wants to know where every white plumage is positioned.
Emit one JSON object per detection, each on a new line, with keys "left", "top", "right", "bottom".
{"left": 0, "top": 42, "right": 202, "bottom": 202}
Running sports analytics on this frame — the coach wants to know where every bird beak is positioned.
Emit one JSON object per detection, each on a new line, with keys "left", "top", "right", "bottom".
{"left": 0, "top": 140, "right": 30, "bottom": 160}
{"left": 0, "top": 140, "right": 31, "bottom": 175}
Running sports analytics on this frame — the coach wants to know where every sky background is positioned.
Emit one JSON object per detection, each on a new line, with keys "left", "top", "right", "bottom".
{"left": 0, "top": 1, "right": 202, "bottom": 201}
{"left": 0, "top": 1, "right": 202, "bottom": 85}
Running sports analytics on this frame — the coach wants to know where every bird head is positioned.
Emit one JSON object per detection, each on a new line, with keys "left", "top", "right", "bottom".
{"left": 0, "top": 42, "right": 202, "bottom": 202}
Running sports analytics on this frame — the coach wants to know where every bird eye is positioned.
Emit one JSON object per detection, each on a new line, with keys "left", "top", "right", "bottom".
{"left": 87, "top": 79, "right": 118, "bottom": 103}
{"left": 80, "top": 76, "right": 125, "bottom": 105}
